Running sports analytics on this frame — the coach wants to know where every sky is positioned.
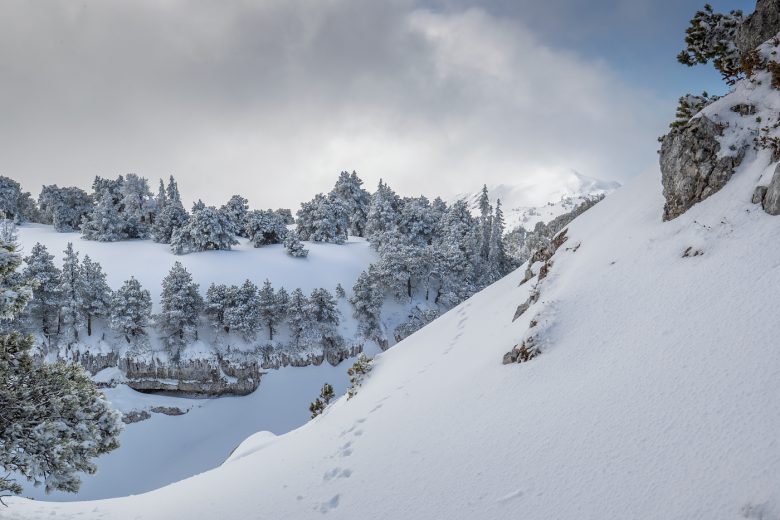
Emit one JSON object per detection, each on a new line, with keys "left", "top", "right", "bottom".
{"left": 0, "top": 0, "right": 755, "bottom": 209}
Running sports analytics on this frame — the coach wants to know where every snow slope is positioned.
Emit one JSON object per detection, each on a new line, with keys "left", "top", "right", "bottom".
{"left": 454, "top": 170, "right": 620, "bottom": 231}
{"left": 8, "top": 143, "right": 780, "bottom": 518}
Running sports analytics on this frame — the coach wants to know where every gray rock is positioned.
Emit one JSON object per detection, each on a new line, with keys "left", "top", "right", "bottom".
{"left": 735, "top": 0, "right": 780, "bottom": 55}
{"left": 752, "top": 185, "right": 768, "bottom": 204}
{"left": 762, "top": 165, "right": 780, "bottom": 214}
{"left": 502, "top": 350, "right": 519, "bottom": 365}
{"left": 730, "top": 103, "right": 757, "bottom": 116}
{"left": 512, "top": 289, "right": 540, "bottom": 322}
{"left": 660, "top": 116, "right": 746, "bottom": 221}
{"left": 151, "top": 406, "right": 187, "bottom": 416}
{"left": 122, "top": 410, "right": 151, "bottom": 424}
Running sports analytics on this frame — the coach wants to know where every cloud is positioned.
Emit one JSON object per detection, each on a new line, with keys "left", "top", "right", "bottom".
{"left": 0, "top": 0, "right": 668, "bottom": 209}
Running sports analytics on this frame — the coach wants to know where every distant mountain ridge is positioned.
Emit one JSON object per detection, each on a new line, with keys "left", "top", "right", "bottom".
{"left": 452, "top": 171, "right": 621, "bottom": 231}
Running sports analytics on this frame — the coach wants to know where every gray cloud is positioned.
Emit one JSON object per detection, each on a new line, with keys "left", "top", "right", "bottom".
{"left": 0, "top": 0, "right": 671, "bottom": 209}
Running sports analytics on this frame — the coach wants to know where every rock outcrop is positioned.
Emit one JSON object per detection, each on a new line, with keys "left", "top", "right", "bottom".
{"left": 660, "top": 116, "right": 746, "bottom": 220}
{"left": 761, "top": 164, "right": 780, "bottom": 215}
{"left": 735, "top": 0, "right": 780, "bottom": 55}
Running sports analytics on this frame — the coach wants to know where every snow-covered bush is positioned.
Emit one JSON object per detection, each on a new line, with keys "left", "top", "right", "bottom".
{"left": 284, "top": 230, "right": 309, "bottom": 258}
{"left": 170, "top": 206, "right": 238, "bottom": 255}
{"left": 308, "top": 382, "right": 335, "bottom": 418}
{"left": 346, "top": 353, "right": 372, "bottom": 399}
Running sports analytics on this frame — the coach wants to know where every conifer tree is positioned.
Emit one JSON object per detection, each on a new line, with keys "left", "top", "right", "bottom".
{"left": 204, "top": 283, "right": 234, "bottom": 333}
{"left": 349, "top": 266, "right": 384, "bottom": 343}
{"left": 110, "top": 277, "right": 152, "bottom": 342}
{"left": 258, "top": 280, "right": 284, "bottom": 340}
{"left": 225, "top": 280, "right": 260, "bottom": 339}
{"left": 244, "top": 210, "right": 288, "bottom": 247}
{"left": 155, "top": 262, "right": 203, "bottom": 355}
{"left": 284, "top": 230, "right": 309, "bottom": 258}
{"left": 346, "top": 353, "right": 372, "bottom": 399}
{"left": 170, "top": 206, "right": 238, "bottom": 254}
{"left": 23, "top": 243, "right": 62, "bottom": 336}
{"left": 365, "top": 180, "right": 401, "bottom": 248}
{"left": 220, "top": 195, "right": 250, "bottom": 238}
{"left": 79, "top": 256, "right": 112, "bottom": 337}
{"left": 81, "top": 190, "right": 126, "bottom": 242}
{"left": 119, "top": 174, "right": 154, "bottom": 238}
{"left": 330, "top": 171, "right": 371, "bottom": 236}
{"left": 286, "top": 288, "right": 310, "bottom": 349}
{"left": 151, "top": 176, "right": 189, "bottom": 244}
{"left": 307, "top": 288, "right": 342, "bottom": 350}
{"left": 477, "top": 184, "right": 493, "bottom": 263}
{"left": 59, "top": 243, "right": 84, "bottom": 343}
{"left": 487, "top": 199, "right": 507, "bottom": 282}
{"left": 677, "top": 4, "right": 745, "bottom": 83}
{"left": 308, "top": 382, "right": 335, "bottom": 418}
{"left": 0, "top": 237, "right": 122, "bottom": 497}
{"left": 335, "top": 283, "right": 346, "bottom": 298}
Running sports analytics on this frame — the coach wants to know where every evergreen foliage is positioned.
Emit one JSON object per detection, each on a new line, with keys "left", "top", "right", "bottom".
{"left": 170, "top": 206, "right": 238, "bottom": 255}
{"left": 79, "top": 256, "right": 112, "bottom": 337}
{"left": 110, "top": 277, "right": 152, "bottom": 342}
{"left": 59, "top": 243, "right": 84, "bottom": 343}
{"left": 346, "top": 353, "right": 372, "bottom": 399}
{"left": 22, "top": 243, "right": 62, "bottom": 336}
{"left": 155, "top": 262, "right": 203, "bottom": 355}
{"left": 38, "top": 185, "right": 93, "bottom": 232}
{"left": 244, "top": 210, "right": 288, "bottom": 247}
{"left": 308, "top": 382, "right": 335, "bottom": 418}
{"left": 677, "top": 4, "right": 745, "bottom": 83}
{"left": 284, "top": 230, "right": 309, "bottom": 257}
{"left": 330, "top": 171, "right": 371, "bottom": 236}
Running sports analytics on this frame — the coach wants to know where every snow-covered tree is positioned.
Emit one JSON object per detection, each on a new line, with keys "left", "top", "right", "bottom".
{"left": 0, "top": 237, "right": 122, "bottom": 497}
{"left": 225, "top": 280, "right": 260, "bottom": 340}
{"left": 477, "top": 184, "right": 493, "bottom": 263}
{"left": 670, "top": 91, "right": 721, "bottom": 128}
{"left": 296, "top": 193, "right": 348, "bottom": 244}
{"left": 220, "top": 195, "right": 249, "bottom": 237}
{"left": 170, "top": 206, "right": 238, "bottom": 255}
{"left": 349, "top": 265, "right": 384, "bottom": 343}
{"left": 274, "top": 208, "right": 295, "bottom": 225}
{"left": 191, "top": 199, "right": 206, "bottom": 213}
{"left": 0, "top": 176, "right": 22, "bottom": 222}
{"left": 286, "top": 288, "right": 310, "bottom": 349}
{"left": 151, "top": 176, "right": 189, "bottom": 244}
{"left": 38, "top": 185, "right": 93, "bottom": 232}
{"left": 79, "top": 256, "right": 112, "bottom": 337}
{"left": 205, "top": 283, "right": 234, "bottom": 333}
{"left": 330, "top": 171, "right": 371, "bottom": 236}
{"left": 110, "top": 277, "right": 152, "bottom": 341}
{"left": 486, "top": 199, "right": 507, "bottom": 283}
{"left": 284, "top": 230, "right": 309, "bottom": 258}
{"left": 244, "top": 210, "right": 288, "bottom": 247}
{"left": 120, "top": 174, "right": 155, "bottom": 238}
{"left": 433, "top": 200, "right": 479, "bottom": 305}
{"left": 307, "top": 288, "right": 342, "bottom": 350}
{"left": 23, "top": 243, "right": 62, "bottom": 336}
{"left": 258, "top": 280, "right": 284, "bottom": 341}
{"left": 677, "top": 4, "right": 745, "bottom": 83}
{"left": 365, "top": 180, "right": 401, "bottom": 248}
{"left": 155, "top": 262, "right": 203, "bottom": 354}
{"left": 81, "top": 190, "right": 127, "bottom": 242}
{"left": 399, "top": 196, "right": 436, "bottom": 246}
{"left": 59, "top": 243, "right": 84, "bottom": 343}
{"left": 376, "top": 232, "right": 429, "bottom": 301}
{"left": 335, "top": 283, "right": 346, "bottom": 299}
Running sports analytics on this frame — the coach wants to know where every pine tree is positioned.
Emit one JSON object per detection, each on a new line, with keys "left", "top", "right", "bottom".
{"left": 296, "top": 193, "right": 348, "bottom": 244}
{"left": 307, "top": 288, "right": 342, "bottom": 350}
{"left": 220, "top": 195, "right": 250, "bottom": 238}
{"left": 151, "top": 176, "right": 189, "bottom": 244}
{"left": 487, "top": 199, "right": 507, "bottom": 283}
{"left": 0, "top": 176, "right": 22, "bottom": 222}
{"left": 59, "top": 243, "right": 84, "bottom": 342}
{"left": 110, "top": 277, "right": 152, "bottom": 341}
{"left": 155, "top": 262, "right": 204, "bottom": 355}
{"left": 349, "top": 266, "right": 384, "bottom": 343}
{"left": 171, "top": 206, "right": 238, "bottom": 255}
{"left": 37, "top": 185, "right": 93, "bottom": 232}
{"left": 677, "top": 4, "right": 745, "bottom": 83}
{"left": 258, "top": 280, "right": 284, "bottom": 341}
{"left": 376, "top": 233, "right": 427, "bottom": 300}
{"left": 335, "top": 283, "right": 346, "bottom": 298}
{"left": 286, "top": 288, "right": 309, "bottom": 349}
{"left": 477, "top": 184, "right": 493, "bottom": 263}
{"left": 284, "top": 230, "right": 309, "bottom": 258}
{"left": 23, "top": 243, "right": 62, "bottom": 336}
{"left": 191, "top": 199, "right": 206, "bottom": 213}
{"left": 308, "top": 382, "right": 335, "bottom": 418}
{"left": 244, "top": 210, "right": 288, "bottom": 247}
{"left": 205, "top": 283, "right": 234, "bottom": 333}
{"left": 225, "top": 280, "right": 260, "bottom": 340}
{"left": 330, "top": 171, "right": 371, "bottom": 236}
{"left": 399, "top": 196, "right": 436, "bottom": 246}
{"left": 154, "top": 178, "right": 168, "bottom": 218}
{"left": 0, "top": 237, "right": 122, "bottom": 497}
{"left": 79, "top": 256, "right": 112, "bottom": 337}
{"left": 365, "top": 180, "right": 401, "bottom": 248}
{"left": 81, "top": 190, "right": 127, "bottom": 242}
{"left": 119, "top": 174, "right": 154, "bottom": 239}
{"left": 346, "top": 353, "right": 372, "bottom": 399}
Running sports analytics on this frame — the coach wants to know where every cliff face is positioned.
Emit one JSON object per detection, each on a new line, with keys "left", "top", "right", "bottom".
{"left": 660, "top": 3, "right": 780, "bottom": 221}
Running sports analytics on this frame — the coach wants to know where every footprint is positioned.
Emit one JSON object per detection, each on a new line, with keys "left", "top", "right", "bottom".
{"left": 369, "top": 403, "right": 383, "bottom": 413}
{"left": 497, "top": 489, "right": 524, "bottom": 503}
{"left": 336, "top": 441, "right": 353, "bottom": 458}
{"left": 353, "top": 429, "right": 363, "bottom": 436}
{"left": 319, "top": 494, "right": 340, "bottom": 513}
{"left": 323, "top": 467, "right": 353, "bottom": 481}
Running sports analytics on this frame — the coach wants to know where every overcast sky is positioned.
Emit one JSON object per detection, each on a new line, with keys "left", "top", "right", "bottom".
{"left": 0, "top": 0, "right": 754, "bottom": 209}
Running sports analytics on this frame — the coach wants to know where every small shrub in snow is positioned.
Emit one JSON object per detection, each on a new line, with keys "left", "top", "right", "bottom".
{"left": 284, "top": 230, "right": 309, "bottom": 258}
{"left": 309, "top": 382, "right": 335, "bottom": 418}
{"left": 346, "top": 353, "right": 373, "bottom": 399}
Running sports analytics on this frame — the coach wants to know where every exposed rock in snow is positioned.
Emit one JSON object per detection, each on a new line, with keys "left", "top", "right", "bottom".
{"left": 735, "top": 0, "right": 780, "bottom": 55}
{"left": 659, "top": 115, "right": 746, "bottom": 220}
{"left": 761, "top": 164, "right": 780, "bottom": 214}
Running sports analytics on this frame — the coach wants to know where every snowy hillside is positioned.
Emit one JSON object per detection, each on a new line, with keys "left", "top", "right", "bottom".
{"left": 9, "top": 133, "right": 780, "bottom": 517}
{"left": 454, "top": 170, "right": 620, "bottom": 231}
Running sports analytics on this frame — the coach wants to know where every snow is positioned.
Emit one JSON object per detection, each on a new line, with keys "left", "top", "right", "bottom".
{"left": 15, "top": 225, "right": 376, "bottom": 312}
{"left": 8, "top": 143, "right": 780, "bottom": 518}
{"left": 453, "top": 170, "right": 620, "bottom": 231}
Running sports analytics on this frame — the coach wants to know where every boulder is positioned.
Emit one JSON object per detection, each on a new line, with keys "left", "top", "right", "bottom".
{"left": 660, "top": 116, "right": 746, "bottom": 220}
{"left": 762, "top": 165, "right": 780, "bottom": 215}
{"left": 753, "top": 185, "right": 768, "bottom": 204}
